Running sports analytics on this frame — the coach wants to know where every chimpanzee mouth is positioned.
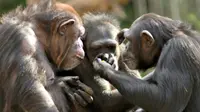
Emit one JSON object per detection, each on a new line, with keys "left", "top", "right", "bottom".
{"left": 64, "top": 60, "right": 82, "bottom": 70}
{"left": 76, "top": 53, "right": 84, "bottom": 60}
{"left": 75, "top": 47, "right": 85, "bottom": 60}
{"left": 96, "top": 53, "right": 119, "bottom": 70}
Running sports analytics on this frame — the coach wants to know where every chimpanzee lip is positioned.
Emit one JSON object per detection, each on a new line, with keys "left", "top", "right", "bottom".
{"left": 76, "top": 54, "right": 84, "bottom": 60}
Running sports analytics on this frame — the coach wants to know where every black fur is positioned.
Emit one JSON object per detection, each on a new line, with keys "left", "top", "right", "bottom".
{"left": 93, "top": 13, "right": 200, "bottom": 112}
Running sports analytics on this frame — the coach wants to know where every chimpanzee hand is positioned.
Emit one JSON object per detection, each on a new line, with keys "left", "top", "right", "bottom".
{"left": 93, "top": 53, "right": 117, "bottom": 79}
{"left": 95, "top": 53, "right": 119, "bottom": 70}
{"left": 64, "top": 77, "right": 93, "bottom": 106}
{"left": 58, "top": 76, "right": 93, "bottom": 111}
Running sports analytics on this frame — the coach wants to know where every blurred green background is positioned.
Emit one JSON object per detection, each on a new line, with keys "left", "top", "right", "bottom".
{"left": 1, "top": 0, "right": 200, "bottom": 76}
{"left": 1, "top": 0, "right": 200, "bottom": 30}
{"left": 0, "top": 0, "right": 25, "bottom": 14}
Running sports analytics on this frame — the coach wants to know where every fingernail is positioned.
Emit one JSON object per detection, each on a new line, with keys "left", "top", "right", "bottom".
{"left": 97, "top": 58, "right": 101, "bottom": 62}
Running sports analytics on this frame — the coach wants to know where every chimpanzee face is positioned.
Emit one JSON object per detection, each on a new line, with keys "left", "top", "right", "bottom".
{"left": 40, "top": 11, "right": 86, "bottom": 70}
{"left": 85, "top": 24, "right": 120, "bottom": 70}
{"left": 56, "top": 17, "right": 85, "bottom": 70}
{"left": 118, "top": 21, "right": 159, "bottom": 70}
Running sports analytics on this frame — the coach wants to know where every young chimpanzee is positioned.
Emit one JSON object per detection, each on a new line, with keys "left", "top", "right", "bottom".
{"left": 59, "top": 13, "right": 139, "bottom": 112}
{"left": 93, "top": 13, "right": 200, "bottom": 112}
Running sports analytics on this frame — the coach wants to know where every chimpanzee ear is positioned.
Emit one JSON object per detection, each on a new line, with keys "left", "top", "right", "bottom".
{"left": 140, "top": 30, "right": 155, "bottom": 47}
{"left": 117, "top": 28, "right": 129, "bottom": 44}
{"left": 59, "top": 19, "right": 75, "bottom": 36}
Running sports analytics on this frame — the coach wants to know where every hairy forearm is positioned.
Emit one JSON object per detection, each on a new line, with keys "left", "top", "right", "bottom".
{"left": 102, "top": 89, "right": 134, "bottom": 112}
{"left": 20, "top": 82, "right": 58, "bottom": 112}
{"left": 81, "top": 74, "right": 132, "bottom": 112}
{"left": 103, "top": 70, "right": 163, "bottom": 111}
{"left": 104, "top": 69, "right": 195, "bottom": 112}
{"left": 14, "top": 74, "right": 58, "bottom": 112}
{"left": 90, "top": 85, "right": 133, "bottom": 112}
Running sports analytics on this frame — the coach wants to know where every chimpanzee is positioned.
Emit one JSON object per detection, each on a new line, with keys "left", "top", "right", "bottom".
{"left": 52, "top": 2, "right": 94, "bottom": 112}
{"left": 58, "top": 13, "right": 140, "bottom": 112}
{"left": 55, "top": 2, "right": 80, "bottom": 18}
{"left": 0, "top": 0, "right": 87, "bottom": 111}
{"left": 93, "top": 13, "right": 200, "bottom": 112}
{"left": 46, "top": 76, "right": 93, "bottom": 112}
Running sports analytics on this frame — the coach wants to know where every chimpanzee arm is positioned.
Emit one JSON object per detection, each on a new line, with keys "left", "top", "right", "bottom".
{"left": 8, "top": 56, "right": 59, "bottom": 112}
{"left": 93, "top": 41, "right": 194, "bottom": 112}
{"left": 93, "top": 62, "right": 193, "bottom": 111}
{"left": 81, "top": 76, "right": 133, "bottom": 112}
{"left": 73, "top": 59, "right": 133, "bottom": 112}
{"left": 142, "top": 70, "right": 154, "bottom": 80}
{"left": 101, "top": 89, "right": 133, "bottom": 112}
{"left": 14, "top": 74, "right": 59, "bottom": 112}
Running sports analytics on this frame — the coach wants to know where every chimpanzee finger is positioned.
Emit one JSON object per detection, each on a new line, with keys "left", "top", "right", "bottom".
{"left": 108, "top": 57, "right": 115, "bottom": 65}
{"left": 76, "top": 80, "right": 94, "bottom": 95}
{"left": 61, "top": 82, "right": 90, "bottom": 107}
{"left": 59, "top": 81, "right": 70, "bottom": 92}
{"left": 93, "top": 58, "right": 111, "bottom": 71}
{"left": 93, "top": 58, "right": 114, "bottom": 79}
{"left": 63, "top": 76, "right": 80, "bottom": 87}
{"left": 102, "top": 53, "right": 109, "bottom": 61}
{"left": 77, "top": 89, "right": 93, "bottom": 103}
{"left": 66, "top": 92, "right": 77, "bottom": 105}
{"left": 112, "top": 62, "right": 119, "bottom": 70}
{"left": 74, "top": 93, "right": 87, "bottom": 107}
{"left": 56, "top": 76, "right": 79, "bottom": 84}
{"left": 112, "top": 64, "right": 116, "bottom": 69}
{"left": 61, "top": 82, "right": 78, "bottom": 105}
{"left": 110, "top": 54, "right": 115, "bottom": 59}
{"left": 110, "top": 56, "right": 119, "bottom": 70}
{"left": 117, "top": 28, "right": 129, "bottom": 44}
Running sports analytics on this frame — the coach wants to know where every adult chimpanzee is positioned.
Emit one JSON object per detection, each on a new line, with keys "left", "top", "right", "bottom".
{"left": 93, "top": 13, "right": 200, "bottom": 112}
{"left": 0, "top": 0, "right": 87, "bottom": 111}
{"left": 55, "top": 2, "right": 80, "bottom": 18}
{"left": 58, "top": 13, "right": 140, "bottom": 112}
{"left": 46, "top": 76, "right": 93, "bottom": 112}
{"left": 50, "top": 2, "right": 94, "bottom": 112}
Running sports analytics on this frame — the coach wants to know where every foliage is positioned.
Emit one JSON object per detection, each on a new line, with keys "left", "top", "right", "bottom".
{"left": 0, "top": 0, "right": 26, "bottom": 15}
{"left": 120, "top": 2, "right": 135, "bottom": 28}
{"left": 186, "top": 13, "right": 200, "bottom": 31}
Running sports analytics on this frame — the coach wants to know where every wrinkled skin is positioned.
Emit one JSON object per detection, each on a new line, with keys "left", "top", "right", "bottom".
{"left": 0, "top": 0, "right": 85, "bottom": 111}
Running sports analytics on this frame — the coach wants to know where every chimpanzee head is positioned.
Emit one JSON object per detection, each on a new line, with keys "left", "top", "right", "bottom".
{"left": 118, "top": 13, "right": 181, "bottom": 70}
{"left": 28, "top": 0, "right": 85, "bottom": 70}
{"left": 83, "top": 13, "right": 121, "bottom": 70}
